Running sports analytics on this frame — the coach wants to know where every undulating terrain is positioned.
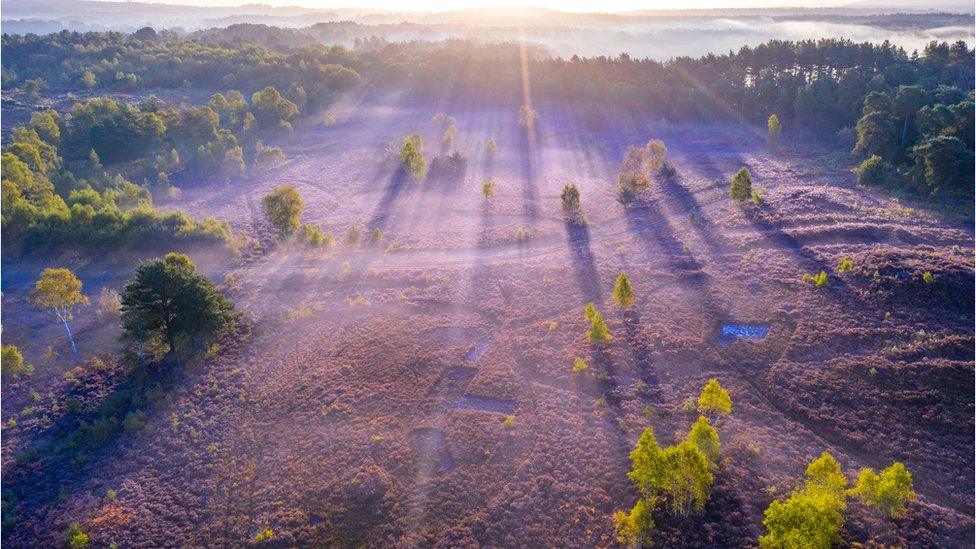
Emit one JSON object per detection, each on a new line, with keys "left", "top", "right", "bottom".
{"left": 2, "top": 88, "right": 973, "bottom": 546}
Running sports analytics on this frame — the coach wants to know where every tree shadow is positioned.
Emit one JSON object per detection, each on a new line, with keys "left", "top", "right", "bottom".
{"left": 366, "top": 166, "right": 411, "bottom": 232}
{"left": 563, "top": 219, "right": 602, "bottom": 305}
{"left": 625, "top": 199, "right": 705, "bottom": 281}
{"left": 517, "top": 130, "right": 539, "bottom": 220}
{"left": 621, "top": 309, "right": 663, "bottom": 403}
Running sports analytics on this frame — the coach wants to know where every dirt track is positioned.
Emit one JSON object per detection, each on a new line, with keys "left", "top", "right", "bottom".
{"left": 2, "top": 95, "right": 973, "bottom": 547}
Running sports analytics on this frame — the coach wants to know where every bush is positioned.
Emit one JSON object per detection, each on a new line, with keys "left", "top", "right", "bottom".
{"left": 482, "top": 179, "right": 496, "bottom": 198}
{"left": 572, "top": 358, "right": 588, "bottom": 373}
{"left": 729, "top": 167, "right": 753, "bottom": 202}
{"left": 371, "top": 227, "right": 383, "bottom": 245}
{"left": 1, "top": 345, "right": 33, "bottom": 379}
{"left": 852, "top": 155, "right": 891, "bottom": 187}
{"left": 802, "top": 271, "right": 829, "bottom": 288}
{"left": 518, "top": 104, "right": 537, "bottom": 129}
{"left": 299, "top": 223, "right": 325, "bottom": 247}
{"left": 64, "top": 522, "right": 89, "bottom": 549}
{"left": 837, "top": 258, "right": 854, "bottom": 273}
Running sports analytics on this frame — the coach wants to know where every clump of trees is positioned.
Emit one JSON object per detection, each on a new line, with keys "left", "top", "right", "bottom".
{"left": 120, "top": 253, "right": 236, "bottom": 360}
{"left": 261, "top": 184, "right": 304, "bottom": 238}
{"left": 400, "top": 134, "right": 428, "bottom": 179}
{"left": 429, "top": 150, "right": 467, "bottom": 181}
{"left": 852, "top": 86, "right": 974, "bottom": 204}
{"left": 615, "top": 380, "right": 730, "bottom": 545}
{"left": 760, "top": 453, "right": 915, "bottom": 548}
{"left": 30, "top": 268, "right": 89, "bottom": 361}
{"left": 616, "top": 139, "right": 671, "bottom": 206}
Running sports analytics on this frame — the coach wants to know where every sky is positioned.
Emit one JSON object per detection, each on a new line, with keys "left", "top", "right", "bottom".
{"left": 97, "top": 0, "right": 860, "bottom": 10}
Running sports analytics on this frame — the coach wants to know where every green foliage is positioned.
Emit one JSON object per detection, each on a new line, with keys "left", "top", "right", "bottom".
{"left": 627, "top": 426, "right": 714, "bottom": 517}
{"left": 728, "top": 167, "right": 753, "bottom": 202}
{"left": 767, "top": 114, "right": 782, "bottom": 141}
{"left": 852, "top": 155, "right": 892, "bottom": 188}
{"left": 805, "top": 452, "right": 847, "bottom": 495}
{"left": 911, "top": 135, "right": 974, "bottom": 200}
{"left": 613, "top": 498, "right": 654, "bottom": 545}
{"left": 759, "top": 482, "right": 846, "bottom": 549}
{"left": 482, "top": 179, "right": 496, "bottom": 198}
{"left": 560, "top": 183, "right": 581, "bottom": 213}
{"left": 586, "top": 307, "right": 612, "bottom": 345}
{"left": 31, "top": 268, "right": 88, "bottom": 358}
{"left": 686, "top": 415, "right": 721, "bottom": 466}
{"left": 583, "top": 302, "right": 597, "bottom": 321}
{"left": 851, "top": 462, "right": 916, "bottom": 518}
{"left": 254, "top": 527, "right": 274, "bottom": 542}
{"left": 261, "top": 184, "right": 304, "bottom": 238}
{"left": 612, "top": 273, "right": 635, "bottom": 309}
{"left": 250, "top": 86, "right": 299, "bottom": 131}
{"left": 120, "top": 253, "right": 235, "bottom": 358}
{"left": 802, "top": 271, "right": 829, "bottom": 288}
{"left": 837, "top": 258, "right": 854, "bottom": 273}
{"left": 64, "top": 522, "right": 89, "bottom": 549}
{"left": 2, "top": 345, "right": 34, "bottom": 379}
{"left": 400, "top": 134, "right": 427, "bottom": 179}
{"left": 572, "top": 357, "right": 588, "bottom": 373}
{"left": 922, "top": 271, "right": 934, "bottom": 283}
{"left": 299, "top": 223, "right": 325, "bottom": 247}
{"left": 697, "top": 378, "right": 732, "bottom": 418}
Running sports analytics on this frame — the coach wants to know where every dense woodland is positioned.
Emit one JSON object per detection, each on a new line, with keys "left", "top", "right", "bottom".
{"left": 1, "top": 30, "right": 973, "bottom": 256}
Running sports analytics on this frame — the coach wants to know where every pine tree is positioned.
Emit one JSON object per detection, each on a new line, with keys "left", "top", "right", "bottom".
{"left": 768, "top": 114, "right": 782, "bottom": 143}
{"left": 729, "top": 167, "right": 753, "bottom": 202}
{"left": 587, "top": 308, "right": 612, "bottom": 345}
{"left": 612, "top": 273, "right": 635, "bottom": 309}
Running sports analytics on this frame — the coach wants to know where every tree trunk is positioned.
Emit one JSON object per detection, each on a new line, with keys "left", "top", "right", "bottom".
{"left": 901, "top": 116, "right": 909, "bottom": 149}
{"left": 57, "top": 309, "right": 78, "bottom": 362}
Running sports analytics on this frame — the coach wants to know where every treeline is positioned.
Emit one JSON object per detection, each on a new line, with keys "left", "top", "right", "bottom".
{"left": 852, "top": 85, "right": 974, "bottom": 201}
{"left": 1, "top": 29, "right": 361, "bottom": 108}
{"left": 0, "top": 100, "right": 235, "bottom": 253}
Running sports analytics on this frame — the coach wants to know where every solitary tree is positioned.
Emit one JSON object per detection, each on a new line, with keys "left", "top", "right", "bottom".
{"left": 261, "top": 184, "right": 304, "bottom": 238}
{"left": 612, "top": 273, "right": 635, "bottom": 309}
{"left": 120, "top": 253, "right": 235, "bottom": 360}
{"left": 30, "top": 268, "right": 88, "bottom": 361}
{"left": 729, "top": 168, "right": 753, "bottom": 202}
{"left": 561, "top": 183, "right": 581, "bottom": 213}
{"left": 851, "top": 462, "right": 916, "bottom": 518}
{"left": 587, "top": 307, "right": 612, "bottom": 345}
{"left": 697, "top": 378, "right": 732, "bottom": 419}
{"left": 768, "top": 114, "right": 782, "bottom": 143}
{"left": 583, "top": 302, "right": 597, "bottom": 321}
